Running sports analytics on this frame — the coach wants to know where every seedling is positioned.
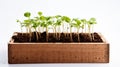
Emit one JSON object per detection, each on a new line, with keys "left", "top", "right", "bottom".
{"left": 33, "top": 11, "right": 43, "bottom": 39}
{"left": 53, "top": 15, "right": 62, "bottom": 39}
{"left": 61, "top": 16, "right": 71, "bottom": 37}
{"left": 72, "top": 18, "right": 81, "bottom": 42}
{"left": 87, "top": 18, "right": 97, "bottom": 40}
{"left": 81, "top": 19, "right": 87, "bottom": 33}
{"left": 31, "top": 19, "right": 40, "bottom": 41}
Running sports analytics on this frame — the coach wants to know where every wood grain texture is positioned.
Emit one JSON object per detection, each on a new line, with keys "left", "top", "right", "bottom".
{"left": 8, "top": 33, "right": 109, "bottom": 64}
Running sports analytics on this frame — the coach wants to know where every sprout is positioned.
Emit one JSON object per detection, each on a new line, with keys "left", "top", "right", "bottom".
{"left": 31, "top": 19, "right": 40, "bottom": 41}
{"left": 87, "top": 17, "right": 97, "bottom": 41}
{"left": 23, "top": 12, "right": 32, "bottom": 41}
{"left": 40, "top": 16, "right": 53, "bottom": 42}
{"left": 62, "top": 16, "right": 72, "bottom": 41}
{"left": 33, "top": 11, "right": 43, "bottom": 39}
{"left": 87, "top": 18, "right": 97, "bottom": 32}
{"left": 72, "top": 18, "right": 81, "bottom": 42}
{"left": 52, "top": 15, "right": 62, "bottom": 39}
{"left": 61, "top": 16, "right": 71, "bottom": 37}
{"left": 81, "top": 19, "right": 87, "bottom": 33}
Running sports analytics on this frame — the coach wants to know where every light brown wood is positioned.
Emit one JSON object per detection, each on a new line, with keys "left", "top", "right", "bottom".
{"left": 8, "top": 33, "right": 109, "bottom": 64}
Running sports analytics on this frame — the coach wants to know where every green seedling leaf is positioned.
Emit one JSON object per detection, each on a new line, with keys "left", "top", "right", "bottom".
{"left": 41, "top": 22, "right": 46, "bottom": 27}
{"left": 73, "top": 18, "right": 81, "bottom": 25}
{"left": 81, "top": 19, "right": 86, "bottom": 23}
{"left": 47, "top": 21, "right": 52, "bottom": 25}
{"left": 55, "top": 15, "right": 61, "bottom": 18}
{"left": 38, "top": 11, "right": 42, "bottom": 16}
{"left": 88, "top": 17, "right": 97, "bottom": 24}
{"left": 90, "top": 18, "right": 96, "bottom": 21}
{"left": 40, "top": 16, "right": 46, "bottom": 21}
{"left": 62, "top": 16, "right": 71, "bottom": 23}
{"left": 56, "top": 20, "right": 62, "bottom": 25}
{"left": 46, "top": 16, "right": 52, "bottom": 21}
{"left": 24, "top": 20, "right": 29, "bottom": 23}
{"left": 24, "top": 12, "right": 31, "bottom": 17}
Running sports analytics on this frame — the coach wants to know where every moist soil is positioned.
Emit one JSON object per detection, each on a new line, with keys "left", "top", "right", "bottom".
{"left": 12, "top": 32, "right": 103, "bottom": 42}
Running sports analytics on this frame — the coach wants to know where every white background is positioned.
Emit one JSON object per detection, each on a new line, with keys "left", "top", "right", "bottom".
{"left": 0, "top": 0, "right": 120, "bottom": 67}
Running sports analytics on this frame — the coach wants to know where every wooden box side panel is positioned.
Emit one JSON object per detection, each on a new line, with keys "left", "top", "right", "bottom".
{"left": 8, "top": 43, "right": 109, "bottom": 64}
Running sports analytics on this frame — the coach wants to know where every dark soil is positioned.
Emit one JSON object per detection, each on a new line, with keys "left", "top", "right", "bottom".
{"left": 12, "top": 32, "right": 103, "bottom": 43}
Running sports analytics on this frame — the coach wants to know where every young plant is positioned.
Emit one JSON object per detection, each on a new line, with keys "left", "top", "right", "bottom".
{"left": 61, "top": 16, "right": 71, "bottom": 37}
{"left": 87, "top": 17, "right": 97, "bottom": 41}
{"left": 69, "top": 23, "right": 73, "bottom": 42}
{"left": 23, "top": 12, "right": 31, "bottom": 32}
{"left": 31, "top": 19, "right": 40, "bottom": 41}
{"left": 40, "top": 16, "right": 52, "bottom": 42}
{"left": 53, "top": 15, "right": 62, "bottom": 39}
{"left": 72, "top": 18, "right": 81, "bottom": 42}
{"left": 81, "top": 19, "right": 87, "bottom": 33}
{"left": 22, "top": 12, "right": 32, "bottom": 41}
{"left": 34, "top": 11, "right": 43, "bottom": 38}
